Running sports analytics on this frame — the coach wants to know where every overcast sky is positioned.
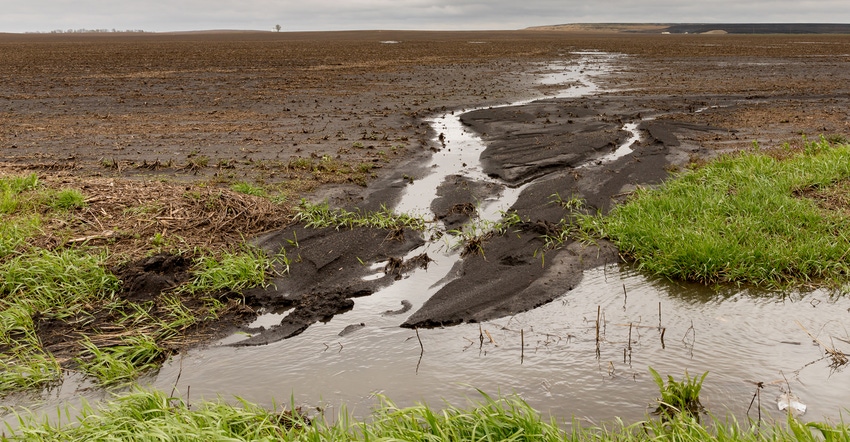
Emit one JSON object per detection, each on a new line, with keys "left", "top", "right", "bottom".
{"left": 4, "top": 0, "right": 850, "bottom": 33}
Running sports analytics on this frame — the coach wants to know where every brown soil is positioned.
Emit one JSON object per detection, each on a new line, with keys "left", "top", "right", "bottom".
{"left": 2, "top": 31, "right": 849, "bottom": 348}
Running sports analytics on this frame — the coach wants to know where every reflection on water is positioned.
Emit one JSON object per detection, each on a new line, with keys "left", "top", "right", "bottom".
{"left": 148, "top": 265, "right": 849, "bottom": 425}
{"left": 5, "top": 264, "right": 849, "bottom": 428}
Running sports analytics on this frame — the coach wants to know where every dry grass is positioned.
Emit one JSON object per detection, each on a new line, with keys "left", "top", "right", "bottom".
{"left": 18, "top": 171, "right": 293, "bottom": 264}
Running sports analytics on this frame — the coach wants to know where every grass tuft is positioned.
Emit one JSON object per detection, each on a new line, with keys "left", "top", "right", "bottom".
{"left": 294, "top": 199, "right": 427, "bottom": 232}
{"left": 231, "top": 181, "right": 267, "bottom": 197}
{"left": 649, "top": 367, "right": 707, "bottom": 419}
{"left": 76, "top": 335, "right": 164, "bottom": 387}
{"left": 176, "top": 247, "right": 272, "bottom": 296}
{"left": 579, "top": 138, "right": 850, "bottom": 288}
{"left": 49, "top": 188, "right": 86, "bottom": 211}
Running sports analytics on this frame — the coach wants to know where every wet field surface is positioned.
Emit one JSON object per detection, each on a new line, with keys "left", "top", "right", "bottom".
{"left": 2, "top": 30, "right": 850, "bottom": 426}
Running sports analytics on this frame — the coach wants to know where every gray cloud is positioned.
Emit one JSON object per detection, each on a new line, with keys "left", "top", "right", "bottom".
{"left": 4, "top": 0, "right": 849, "bottom": 33}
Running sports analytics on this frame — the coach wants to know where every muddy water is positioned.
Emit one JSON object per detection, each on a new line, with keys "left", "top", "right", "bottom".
{"left": 11, "top": 266, "right": 849, "bottom": 427}
{"left": 397, "top": 51, "right": 619, "bottom": 220}
{"left": 6, "top": 52, "right": 850, "bottom": 428}
{"left": 149, "top": 51, "right": 849, "bottom": 424}
{"left": 155, "top": 266, "right": 849, "bottom": 424}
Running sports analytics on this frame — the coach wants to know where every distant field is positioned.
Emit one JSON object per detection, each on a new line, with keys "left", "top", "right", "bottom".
{"left": 528, "top": 23, "right": 850, "bottom": 34}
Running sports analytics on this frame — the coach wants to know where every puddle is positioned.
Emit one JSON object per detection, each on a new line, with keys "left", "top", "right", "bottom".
{"left": 7, "top": 265, "right": 848, "bottom": 427}
{"left": 146, "top": 266, "right": 849, "bottom": 425}
{"left": 154, "top": 51, "right": 849, "bottom": 423}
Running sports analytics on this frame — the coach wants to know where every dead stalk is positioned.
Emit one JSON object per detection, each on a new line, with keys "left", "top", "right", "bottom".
{"left": 795, "top": 320, "right": 849, "bottom": 367}
{"left": 415, "top": 328, "right": 424, "bottom": 354}
{"left": 521, "top": 328, "right": 524, "bottom": 365}
{"left": 479, "top": 324, "right": 484, "bottom": 349}
{"left": 415, "top": 328, "right": 424, "bottom": 374}
{"left": 595, "top": 305, "right": 601, "bottom": 359}
{"left": 658, "top": 302, "right": 662, "bottom": 329}
{"left": 622, "top": 283, "right": 627, "bottom": 309}
{"left": 484, "top": 329, "right": 496, "bottom": 345}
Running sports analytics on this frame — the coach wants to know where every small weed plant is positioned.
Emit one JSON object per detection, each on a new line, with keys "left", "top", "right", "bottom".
{"left": 649, "top": 367, "right": 708, "bottom": 419}
{"left": 231, "top": 181, "right": 267, "bottom": 197}
{"left": 446, "top": 210, "right": 525, "bottom": 257}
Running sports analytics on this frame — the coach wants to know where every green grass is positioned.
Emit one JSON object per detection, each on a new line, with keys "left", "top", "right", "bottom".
{"left": 649, "top": 367, "right": 707, "bottom": 419}
{"left": 0, "top": 347, "right": 61, "bottom": 394}
{"left": 76, "top": 335, "right": 164, "bottom": 387}
{"left": 579, "top": 138, "right": 850, "bottom": 288}
{"left": 0, "top": 174, "right": 39, "bottom": 214}
{"left": 0, "top": 248, "right": 121, "bottom": 393}
{"left": 294, "top": 199, "right": 427, "bottom": 232}
{"left": 1, "top": 173, "right": 86, "bottom": 215}
{"left": 4, "top": 388, "right": 849, "bottom": 441}
{"left": 447, "top": 209, "right": 525, "bottom": 257}
{"left": 48, "top": 188, "right": 86, "bottom": 211}
{"left": 0, "top": 215, "right": 41, "bottom": 259}
{"left": 0, "top": 249, "right": 121, "bottom": 317}
{"left": 0, "top": 173, "right": 275, "bottom": 393}
{"left": 176, "top": 247, "right": 273, "bottom": 296}
{"left": 0, "top": 243, "right": 240, "bottom": 391}
{"left": 231, "top": 181, "right": 267, "bottom": 197}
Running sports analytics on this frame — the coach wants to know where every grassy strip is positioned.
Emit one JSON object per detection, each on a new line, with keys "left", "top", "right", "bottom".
{"left": 4, "top": 388, "right": 848, "bottom": 441}
{"left": 0, "top": 248, "right": 120, "bottom": 391}
{"left": 0, "top": 173, "right": 274, "bottom": 392}
{"left": 579, "top": 138, "right": 850, "bottom": 288}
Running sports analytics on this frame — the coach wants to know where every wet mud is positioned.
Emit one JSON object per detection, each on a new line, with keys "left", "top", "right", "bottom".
{"left": 401, "top": 95, "right": 720, "bottom": 327}
{"left": 4, "top": 31, "right": 850, "bottom": 348}
{"left": 233, "top": 225, "right": 425, "bottom": 345}
{"left": 242, "top": 92, "right": 727, "bottom": 338}
{"left": 237, "top": 62, "right": 850, "bottom": 342}
{"left": 113, "top": 253, "right": 193, "bottom": 303}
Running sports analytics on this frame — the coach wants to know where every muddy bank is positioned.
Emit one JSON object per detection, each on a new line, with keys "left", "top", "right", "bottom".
{"left": 237, "top": 65, "right": 850, "bottom": 340}
{"left": 402, "top": 95, "right": 721, "bottom": 327}
{"left": 242, "top": 88, "right": 733, "bottom": 339}
{"left": 234, "top": 225, "right": 425, "bottom": 345}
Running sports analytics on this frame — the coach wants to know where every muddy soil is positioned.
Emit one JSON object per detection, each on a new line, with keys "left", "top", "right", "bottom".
{"left": 3, "top": 31, "right": 850, "bottom": 347}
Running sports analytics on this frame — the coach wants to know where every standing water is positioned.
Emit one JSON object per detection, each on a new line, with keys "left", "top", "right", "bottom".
{"left": 159, "top": 268, "right": 850, "bottom": 424}
{"left": 5, "top": 52, "right": 849, "bottom": 428}
{"left": 129, "top": 51, "right": 850, "bottom": 424}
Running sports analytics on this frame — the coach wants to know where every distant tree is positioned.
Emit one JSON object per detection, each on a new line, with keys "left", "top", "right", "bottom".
{"left": 275, "top": 24, "right": 282, "bottom": 32}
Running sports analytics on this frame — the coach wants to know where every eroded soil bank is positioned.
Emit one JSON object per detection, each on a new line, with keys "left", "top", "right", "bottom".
{"left": 2, "top": 31, "right": 850, "bottom": 349}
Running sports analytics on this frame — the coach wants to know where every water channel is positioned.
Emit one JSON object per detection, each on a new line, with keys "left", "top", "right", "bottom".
{"left": 7, "top": 51, "right": 850, "bottom": 428}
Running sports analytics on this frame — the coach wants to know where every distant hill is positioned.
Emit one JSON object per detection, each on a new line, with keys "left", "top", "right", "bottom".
{"left": 527, "top": 23, "right": 850, "bottom": 34}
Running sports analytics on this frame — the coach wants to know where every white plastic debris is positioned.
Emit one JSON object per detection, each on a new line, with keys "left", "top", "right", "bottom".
{"left": 777, "top": 392, "right": 807, "bottom": 416}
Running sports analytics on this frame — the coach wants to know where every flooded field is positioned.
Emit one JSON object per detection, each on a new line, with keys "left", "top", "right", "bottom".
{"left": 3, "top": 31, "right": 850, "bottom": 429}
{"left": 11, "top": 263, "right": 848, "bottom": 427}
{"left": 144, "top": 267, "right": 850, "bottom": 425}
